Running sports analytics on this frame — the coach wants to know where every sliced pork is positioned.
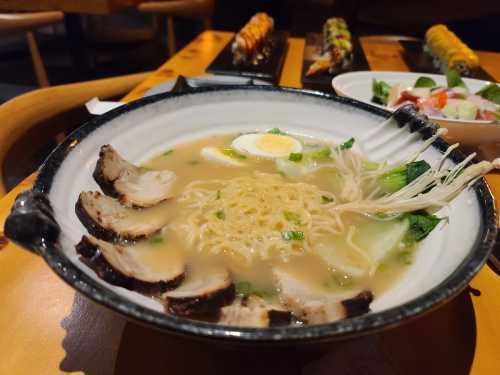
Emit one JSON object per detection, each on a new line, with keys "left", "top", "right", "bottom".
{"left": 76, "top": 235, "right": 184, "bottom": 294}
{"left": 273, "top": 267, "right": 373, "bottom": 324}
{"left": 164, "top": 266, "right": 235, "bottom": 316}
{"left": 220, "top": 295, "right": 270, "bottom": 327}
{"left": 219, "top": 295, "right": 292, "bottom": 327}
{"left": 76, "top": 191, "right": 170, "bottom": 242}
{"left": 93, "top": 145, "right": 176, "bottom": 208}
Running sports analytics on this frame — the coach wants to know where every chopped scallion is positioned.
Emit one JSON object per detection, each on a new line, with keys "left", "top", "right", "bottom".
{"left": 163, "top": 149, "right": 173, "bottom": 156}
{"left": 235, "top": 281, "right": 276, "bottom": 298}
{"left": 149, "top": 236, "right": 164, "bottom": 244}
{"left": 281, "top": 230, "right": 304, "bottom": 241}
{"left": 267, "top": 128, "right": 286, "bottom": 135}
{"left": 340, "top": 137, "right": 355, "bottom": 150}
{"left": 215, "top": 210, "right": 225, "bottom": 220}
{"left": 321, "top": 195, "right": 334, "bottom": 204}
{"left": 288, "top": 152, "right": 303, "bottom": 162}
{"left": 221, "top": 147, "right": 247, "bottom": 159}
{"left": 309, "top": 147, "right": 331, "bottom": 160}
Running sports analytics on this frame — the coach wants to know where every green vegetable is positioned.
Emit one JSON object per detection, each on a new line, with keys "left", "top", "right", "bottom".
{"left": 267, "top": 128, "right": 286, "bottom": 135}
{"left": 281, "top": 230, "right": 305, "bottom": 241}
{"left": 442, "top": 99, "right": 478, "bottom": 120}
{"left": 379, "top": 165, "right": 407, "bottom": 193}
{"left": 283, "top": 211, "right": 301, "bottom": 224}
{"left": 380, "top": 160, "right": 431, "bottom": 193}
{"left": 308, "top": 147, "right": 331, "bottom": 160}
{"left": 163, "top": 149, "right": 173, "bottom": 156}
{"left": 235, "top": 281, "right": 276, "bottom": 298}
{"left": 321, "top": 195, "right": 334, "bottom": 204}
{"left": 216, "top": 190, "right": 221, "bottom": 200}
{"left": 340, "top": 137, "right": 355, "bottom": 150}
{"left": 372, "top": 79, "right": 392, "bottom": 105}
{"left": 221, "top": 147, "right": 247, "bottom": 160}
{"left": 406, "top": 160, "right": 432, "bottom": 183}
{"left": 476, "top": 83, "right": 500, "bottom": 105}
{"left": 289, "top": 152, "right": 303, "bottom": 162}
{"left": 404, "top": 211, "right": 442, "bottom": 243}
{"left": 149, "top": 236, "right": 164, "bottom": 244}
{"left": 414, "top": 76, "right": 437, "bottom": 88}
{"left": 215, "top": 210, "right": 225, "bottom": 220}
{"left": 446, "top": 68, "right": 467, "bottom": 89}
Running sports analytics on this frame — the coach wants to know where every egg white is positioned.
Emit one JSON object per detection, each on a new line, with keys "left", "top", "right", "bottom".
{"left": 200, "top": 147, "right": 244, "bottom": 167}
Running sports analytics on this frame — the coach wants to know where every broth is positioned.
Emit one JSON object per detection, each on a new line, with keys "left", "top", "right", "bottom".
{"left": 131, "top": 134, "right": 414, "bottom": 300}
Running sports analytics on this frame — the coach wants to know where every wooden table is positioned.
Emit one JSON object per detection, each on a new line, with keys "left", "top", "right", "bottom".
{"left": 0, "top": 0, "right": 144, "bottom": 15}
{"left": 1, "top": 31, "right": 499, "bottom": 375}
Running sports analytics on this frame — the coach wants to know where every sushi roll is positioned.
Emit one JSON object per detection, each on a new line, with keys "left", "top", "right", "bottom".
{"left": 232, "top": 12, "right": 274, "bottom": 65}
{"left": 425, "top": 24, "right": 479, "bottom": 75}
{"left": 306, "top": 17, "right": 352, "bottom": 76}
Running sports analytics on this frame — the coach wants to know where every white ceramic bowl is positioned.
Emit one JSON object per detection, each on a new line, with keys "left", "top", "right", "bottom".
{"left": 5, "top": 86, "right": 496, "bottom": 343}
{"left": 332, "top": 71, "right": 499, "bottom": 147}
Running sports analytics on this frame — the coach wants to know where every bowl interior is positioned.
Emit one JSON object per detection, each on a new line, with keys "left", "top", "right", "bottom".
{"left": 40, "top": 88, "right": 490, "bottom": 339}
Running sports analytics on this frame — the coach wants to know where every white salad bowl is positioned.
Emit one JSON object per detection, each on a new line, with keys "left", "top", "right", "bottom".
{"left": 332, "top": 71, "right": 500, "bottom": 147}
{"left": 4, "top": 86, "right": 496, "bottom": 343}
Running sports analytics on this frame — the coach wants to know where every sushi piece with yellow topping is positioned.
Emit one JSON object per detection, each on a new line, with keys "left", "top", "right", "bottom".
{"left": 425, "top": 24, "right": 479, "bottom": 75}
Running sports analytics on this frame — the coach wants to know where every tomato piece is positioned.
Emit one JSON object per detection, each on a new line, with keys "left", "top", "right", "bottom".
{"left": 430, "top": 91, "right": 448, "bottom": 109}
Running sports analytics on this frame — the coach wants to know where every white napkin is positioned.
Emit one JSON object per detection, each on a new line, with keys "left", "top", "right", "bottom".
{"left": 85, "top": 97, "right": 124, "bottom": 115}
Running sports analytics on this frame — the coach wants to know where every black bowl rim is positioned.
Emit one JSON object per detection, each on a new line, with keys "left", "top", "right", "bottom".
{"left": 31, "top": 85, "right": 497, "bottom": 342}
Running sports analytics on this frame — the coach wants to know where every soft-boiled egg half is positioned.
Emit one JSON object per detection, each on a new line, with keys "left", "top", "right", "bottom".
{"left": 201, "top": 147, "right": 245, "bottom": 166}
{"left": 231, "top": 133, "right": 302, "bottom": 159}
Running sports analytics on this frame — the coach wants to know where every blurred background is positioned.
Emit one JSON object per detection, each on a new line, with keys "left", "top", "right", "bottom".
{"left": 0, "top": 0, "right": 499, "bottom": 190}
{"left": 1, "top": 0, "right": 499, "bottom": 101}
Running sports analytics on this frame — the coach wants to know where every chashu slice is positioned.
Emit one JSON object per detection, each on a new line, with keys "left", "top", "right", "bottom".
{"left": 273, "top": 267, "right": 373, "bottom": 325}
{"left": 76, "top": 235, "right": 184, "bottom": 294}
{"left": 163, "top": 266, "right": 235, "bottom": 316}
{"left": 93, "top": 144, "right": 176, "bottom": 208}
{"left": 219, "top": 295, "right": 292, "bottom": 327}
{"left": 76, "top": 191, "right": 171, "bottom": 242}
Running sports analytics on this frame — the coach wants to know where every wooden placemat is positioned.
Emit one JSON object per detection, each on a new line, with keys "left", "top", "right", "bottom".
{"left": 206, "top": 31, "right": 289, "bottom": 84}
{"left": 301, "top": 33, "right": 370, "bottom": 92}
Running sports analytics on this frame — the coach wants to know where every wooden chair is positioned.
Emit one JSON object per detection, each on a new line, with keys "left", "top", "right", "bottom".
{"left": 0, "top": 71, "right": 151, "bottom": 197}
{"left": 0, "top": 11, "right": 64, "bottom": 87}
{"left": 138, "top": 0, "right": 215, "bottom": 56}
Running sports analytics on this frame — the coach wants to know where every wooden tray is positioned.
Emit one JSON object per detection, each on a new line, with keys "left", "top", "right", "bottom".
{"left": 301, "top": 33, "right": 370, "bottom": 92}
{"left": 206, "top": 31, "right": 289, "bottom": 84}
{"left": 400, "top": 40, "right": 496, "bottom": 82}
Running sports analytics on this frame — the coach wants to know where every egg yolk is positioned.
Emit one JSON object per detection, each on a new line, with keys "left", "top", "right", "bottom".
{"left": 255, "top": 134, "right": 297, "bottom": 155}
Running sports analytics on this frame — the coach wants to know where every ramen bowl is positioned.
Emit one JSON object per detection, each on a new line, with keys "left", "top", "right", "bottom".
{"left": 5, "top": 86, "right": 496, "bottom": 343}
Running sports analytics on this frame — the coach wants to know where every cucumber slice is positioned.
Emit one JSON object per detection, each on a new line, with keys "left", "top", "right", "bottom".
{"left": 442, "top": 99, "right": 478, "bottom": 120}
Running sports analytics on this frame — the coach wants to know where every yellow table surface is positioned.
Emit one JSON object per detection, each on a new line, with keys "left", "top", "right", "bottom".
{"left": 1, "top": 31, "right": 500, "bottom": 374}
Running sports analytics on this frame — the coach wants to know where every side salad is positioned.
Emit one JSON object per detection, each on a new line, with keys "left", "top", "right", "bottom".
{"left": 371, "top": 69, "right": 500, "bottom": 121}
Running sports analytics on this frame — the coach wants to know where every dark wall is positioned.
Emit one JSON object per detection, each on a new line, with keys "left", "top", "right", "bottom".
{"left": 213, "top": 0, "right": 500, "bottom": 51}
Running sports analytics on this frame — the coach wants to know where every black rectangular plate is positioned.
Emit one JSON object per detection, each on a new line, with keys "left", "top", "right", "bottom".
{"left": 301, "top": 33, "right": 370, "bottom": 92}
{"left": 206, "top": 31, "right": 289, "bottom": 84}
{"left": 400, "top": 40, "right": 496, "bottom": 82}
